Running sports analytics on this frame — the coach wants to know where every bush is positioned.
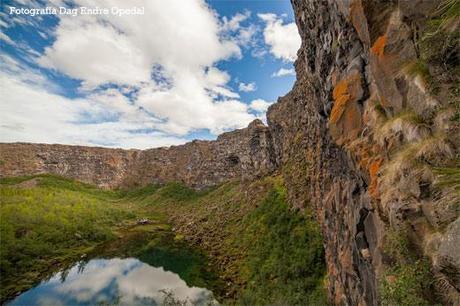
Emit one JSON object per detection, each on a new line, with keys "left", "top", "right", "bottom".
{"left": 380, "top": 260, "right": 433, "bottom": 306}
{"left": 380, "top": 230, "right": 436, "bottom": 306}
{"left": 156, "top": 182, "right": 214, "bottom": 202}
{"left": 236, "top": 187, "right": 327, "bottom": 305}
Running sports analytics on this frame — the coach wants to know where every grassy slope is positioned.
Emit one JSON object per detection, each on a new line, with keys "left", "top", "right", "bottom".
{"left": 0, "top": 175, "right": 164, "bottom": 301}
{"left": 0, "top": 175, "right": 327, "bottom": 305}
{"left": 143, "top": 176, "right": 327, "bottom": 305}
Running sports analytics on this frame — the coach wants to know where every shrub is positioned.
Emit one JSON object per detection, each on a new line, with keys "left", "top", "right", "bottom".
{"left": 380, "top": 260, "right": 433, "bottom": 306}
{"left": 380, "top": 229, "right": 437, "bottom": 306}
{"left": 236, "top": 187, "right": 327, "bottom": 305}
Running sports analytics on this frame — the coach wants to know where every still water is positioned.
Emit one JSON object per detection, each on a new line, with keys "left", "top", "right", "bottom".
{"left": 7, "top": 232, "right": 218, "bottom": 306}
{"left": 8, "top": 258, "right": 215, "bottom": 306}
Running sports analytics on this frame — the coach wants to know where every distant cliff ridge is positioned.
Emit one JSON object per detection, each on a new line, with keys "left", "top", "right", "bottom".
{"left": 0, "top": 119, "right": 276, "bottom": 189}
{"left": 1, "top": 0, "right": 459, "bottom": 305}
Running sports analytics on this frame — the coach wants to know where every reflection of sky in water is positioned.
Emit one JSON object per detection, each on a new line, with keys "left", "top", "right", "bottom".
{"left": 8, "top": 258, "right": 214, "bottom": 306}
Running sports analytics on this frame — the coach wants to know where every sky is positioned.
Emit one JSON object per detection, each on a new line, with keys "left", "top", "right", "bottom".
{"left": 0, "top": 0, "right": 300, "bottom": 149}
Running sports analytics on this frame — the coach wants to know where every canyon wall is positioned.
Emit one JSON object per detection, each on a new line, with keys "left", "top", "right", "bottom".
{"left": 269, "top": 0, "right": 458, "bottom": 305}
{"left": 0, "top": 119, "right": 276, "bottom": 189}
{"left": 0, "top": 0, "right": 458, "bottom": 305}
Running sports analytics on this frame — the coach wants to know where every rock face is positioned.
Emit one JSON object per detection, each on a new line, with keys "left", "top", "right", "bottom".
{"left": 0, "top": 119, "right": 276, "bottom": 189}
{"left": 0, "top": 143, "right": 136, "bottom": 189}
{"left": 268, "top": 0, "right": 459, "bottom": 305}
{"left": 0, "top": 0, "right": 459, "bottom": 305}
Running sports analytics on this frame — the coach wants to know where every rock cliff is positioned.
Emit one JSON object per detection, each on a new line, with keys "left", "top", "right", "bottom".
{"left": 0, "top": 119, "right": 276, "bottom": 189}
{"left": 269, "top": 0, "right": 459, "bottom": 305}
{"left": 0, "top": 0, "right": 458, "bottom": 304}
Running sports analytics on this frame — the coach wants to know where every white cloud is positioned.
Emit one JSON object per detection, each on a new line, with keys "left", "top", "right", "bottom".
{"left": 222, "top": 10, "right": 250, "bottom": 32}
{"left": 0, "top": 18, "right": 8, "bottom": 28}
{"left": 1, "top": 0, "right": 261, "bottom": 148}
{"left": 237, "top": 24, "right": 258, "bottom": 45}
{"left": 272, "top": 67, "right": 296, "bottom": 77}
{"left": 258, "top": 13, "right": 300, "bottom": 62}
{"left": 0, "top": 56, "right": 187, "bottom": 149}
{"left": 249, "top": 99, "right": 273, "bottom": 113}
{"left": 204, "top": 67, "right": 239, "bottom": 98}
{"left": 0, "top": 32, "right": 15, "bottom": 45}
{"left": 35, "top": 258, "right": 214, "bottom": 305}
{"left": 38, "top": 18, "right": 151, "bottom": 88}
{"left": 221, "top": 10, "right": 259, "bottom": 48}
{"left": 251, "top": 47, "right": 267, "bottom": 59}
{"left": 238, "top": 82, "right": 256, "bottom": 92}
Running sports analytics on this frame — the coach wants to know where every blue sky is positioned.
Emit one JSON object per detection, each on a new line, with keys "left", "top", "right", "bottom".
{"left": 0, "top": 0, "right": 300, "bottom": 149}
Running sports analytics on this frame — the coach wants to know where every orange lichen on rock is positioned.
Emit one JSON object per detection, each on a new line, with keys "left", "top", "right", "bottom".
{"left": 329, "top": 71, "right": 363, "bottom": 145}
{"left": 369, "top": 158, "right": 383, "bottom": 199}
{"left": 330, "top": 79, "right": 351, "bottom": 124}
{"left": 330, "top": 71, "right": 362, "bottom": 123}
{"left": 371, "top": 35, "right": 387, "bottom": 58}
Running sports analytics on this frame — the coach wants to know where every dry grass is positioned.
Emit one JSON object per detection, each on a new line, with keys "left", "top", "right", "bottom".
{"left": 375, "top": 111, "right": 431, "bottom": 148}
{"left": 415, "top": 136, "right": 455, "bottom": 164}
{"left": 399, "top": 59, "right": 431, "bottom": 85}
{"left": 379, "top": 136, "right": 454, "bottom": 218}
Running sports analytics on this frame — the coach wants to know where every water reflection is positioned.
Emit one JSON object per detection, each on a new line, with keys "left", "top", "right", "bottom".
{"left": 8, "top": 258, "right": 215, "bottom": 306}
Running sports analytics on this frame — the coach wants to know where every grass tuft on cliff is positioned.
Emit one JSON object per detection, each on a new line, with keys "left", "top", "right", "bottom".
{"left": 421, "top": 0, "right": 459, "bottom": 65}
{"left": 400, "top": 59, "right": 432, "bottom": 84}
{"left": 419, "top": 0, "right": 459, "bottom": 99}
{"left": 434, "top": 160, "right": 460, "bottom": 194}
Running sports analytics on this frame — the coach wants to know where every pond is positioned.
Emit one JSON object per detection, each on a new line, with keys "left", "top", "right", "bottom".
{"left": 7, "top": 232, "right": 219, "bottom": 306}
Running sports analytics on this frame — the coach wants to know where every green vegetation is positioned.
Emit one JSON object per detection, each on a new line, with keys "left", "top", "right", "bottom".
{"left": 119, "top": 183, "right": 161, "bottom": 199}
{"left": 0, "top": 174, "right": 119, "bottom": 199}
{"left": 380, "top": 230, "right": 438, "bottom": 306}
{"left": 400, "top": 59, "right": 431, "bottom": 84}
{"left": 0, "top": 174, "right": 327, "bottom": 305}
{"left": 434, "top": 160, "right": 460, "bottom": 195}
{"left": 380, "top": 261, "right": 433, "bottom": 306}
{"left": 236, "top": 187, "right": 327, "bottom": 305}
{"left": 422, "top": 0, "right": 459, "bottom": 62}
{"left": 156, "top": 182, "right": 214, "bottom": 201}
{"left": 142, "top": 177, "right": 327, "bottom": 304}
{"left": 373, "top": 100, "right": 387, "bottom": 117}
{"left": 0, "top": 175, "right": 139, "bottom": 300}
{"left": 419, "top": 0, "right": 459, "bottom": 101}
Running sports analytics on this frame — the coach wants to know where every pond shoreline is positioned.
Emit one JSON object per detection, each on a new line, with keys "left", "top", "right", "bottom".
{"left": 6, "top": 226, "right": 221, "bottom": 306}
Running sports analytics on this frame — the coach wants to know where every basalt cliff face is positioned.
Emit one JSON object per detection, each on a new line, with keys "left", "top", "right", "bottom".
{"left": 0, "top": 119, "right": 276, "bottom": 189}
{"left": 0, "top": 0, "right": 459, "bottom": 305}
{"left": 274, "top": 0, "right": 459, "bottom": 305}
